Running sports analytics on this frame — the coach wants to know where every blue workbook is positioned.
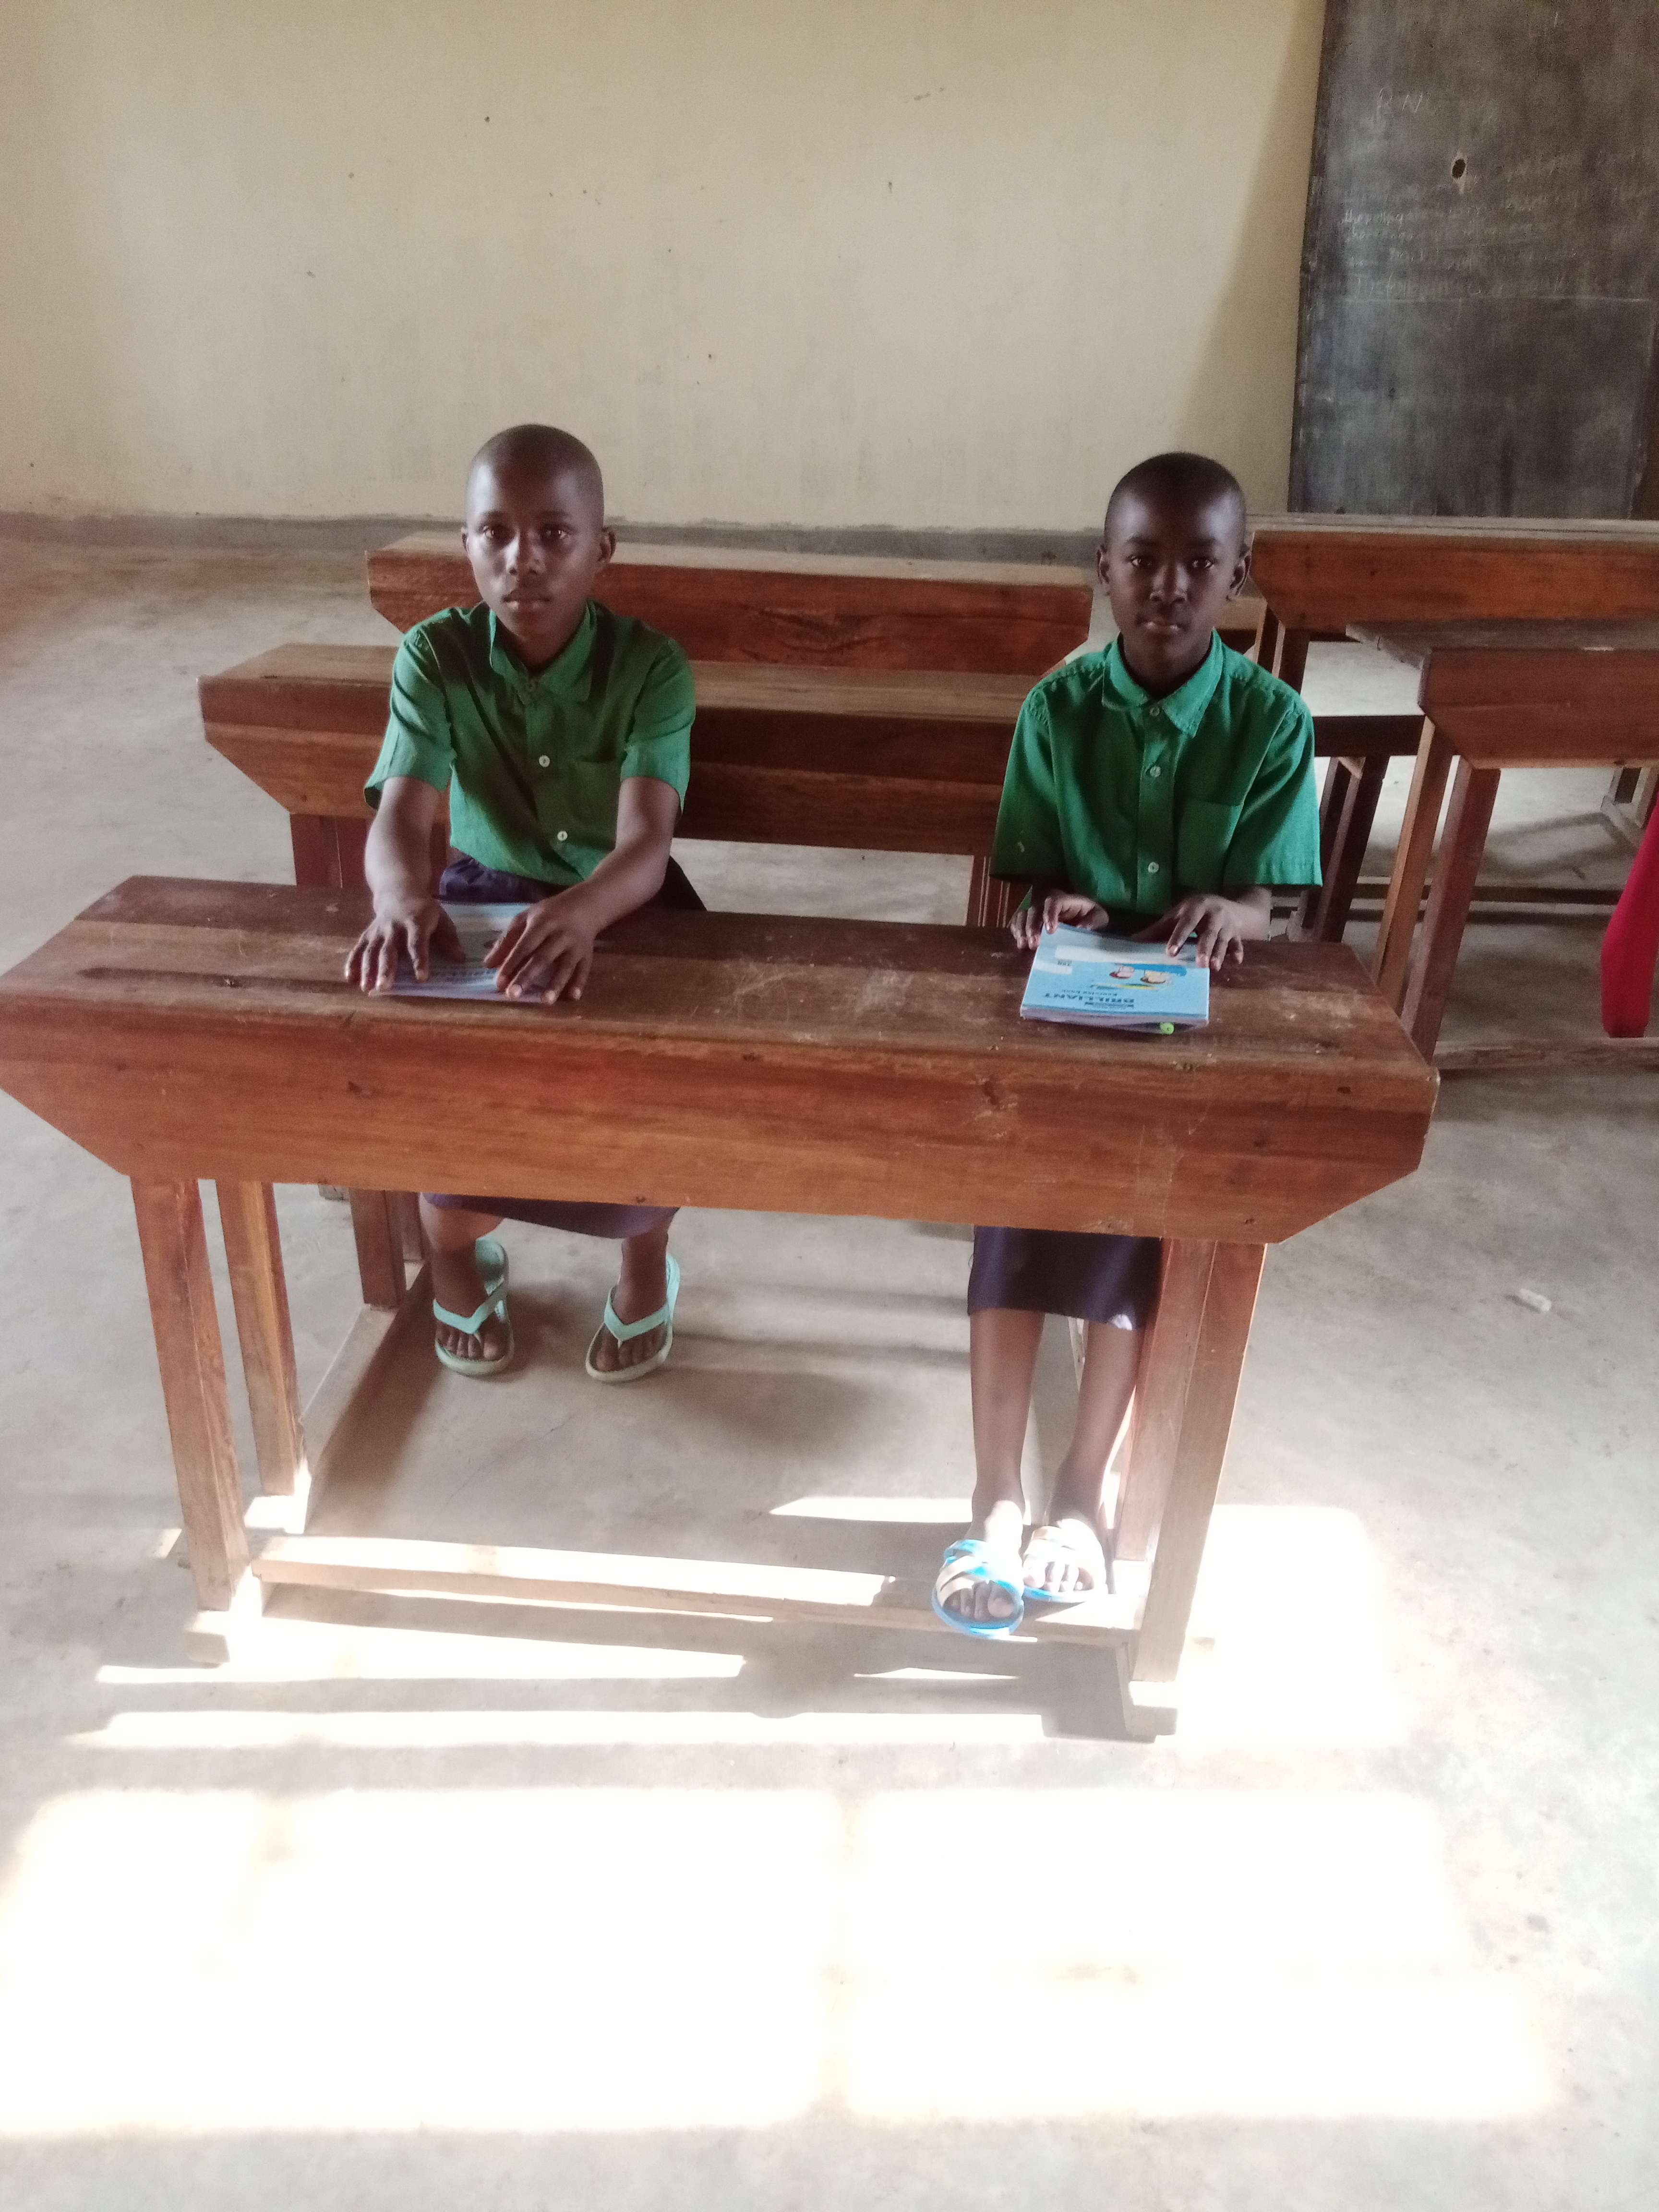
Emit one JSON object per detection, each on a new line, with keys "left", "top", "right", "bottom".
{"left": 1019, "top": 926, "right": 1210, "bottom": 1032}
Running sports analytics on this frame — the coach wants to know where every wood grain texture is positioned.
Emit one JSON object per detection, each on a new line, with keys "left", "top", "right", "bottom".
{"left": 0, "top": 879, "right": 1436, "bottom": 1247}
{"left": 201, "top": 649, "right": 1424, "bottom": 863}
{"left": 1401, "top": 762, "right": 1502, "bottom": 1058}
{"left": 1113, "top": 1239, "right": 1215, "bottom": 1565}
{"left": 1373, "top": 721, "right": 1454, "bottom": 1005}
{"left": 1130, "top": 1240, "right": 1265, "bottom": 1689}
{"left": 348, "top": 1188, "right": 406, "bottom": 1310}
{"left": 130, "top": 1178, "right": 249, "bottom": 1609}
{"left": 216, "top": 1179, "right": 304, "bottom": 1496}
{"left": 253, "top": 1533, "right": 1140, "bottom": 1644}
{"left": 367, "top": 535, "right": 1094, "bottom": 673}
{"left": 1252, "top": 520, "right": 1659, "bottom": 633}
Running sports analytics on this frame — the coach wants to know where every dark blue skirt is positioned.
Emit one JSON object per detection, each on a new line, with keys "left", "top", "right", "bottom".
{"left": 967, "top": 1227, "right": 1161, "bottom": 1330}
{"left": 421, "top": 851, "right": 703, "bottom": 1239}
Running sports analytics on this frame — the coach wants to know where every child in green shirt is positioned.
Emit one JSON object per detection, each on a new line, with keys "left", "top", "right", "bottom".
{"left": 346, "top": 423, "right": 697, "bottom": 1385}
{"left": 935, "top": 451, "right": 1322, "bottom": 1635}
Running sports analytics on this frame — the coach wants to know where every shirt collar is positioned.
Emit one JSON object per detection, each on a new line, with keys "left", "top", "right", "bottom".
{"left": 487, "top": 598, "right": 598, "bottom": 702}
{"left": 1101, "top": 630, "right": 1224, "bottom": 735}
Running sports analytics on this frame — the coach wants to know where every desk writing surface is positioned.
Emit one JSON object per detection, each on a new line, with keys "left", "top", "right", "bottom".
{"left": 0, "top": 879, "right": 1435, "bottom": 1244}
{"left": 1249, "top": 517, "right": 1659, "bottom": 632}
{"left": 1352, "top": 620, "right": 1659, "bottom": 747}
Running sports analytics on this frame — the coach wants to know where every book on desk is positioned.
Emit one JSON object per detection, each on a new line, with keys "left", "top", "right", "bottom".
{"left": 1020, "top": 926, "right": 1209, "bottom": 1033}
{"left": 392, "top": 902, "right": 529, "bottom": 1000}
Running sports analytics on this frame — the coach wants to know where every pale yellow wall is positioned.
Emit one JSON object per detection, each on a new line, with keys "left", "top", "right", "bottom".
{"left": 0, "top": 2, "right": 1325, "bottom": 531}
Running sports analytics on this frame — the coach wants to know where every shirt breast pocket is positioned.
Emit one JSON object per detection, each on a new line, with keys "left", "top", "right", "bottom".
{"left": 1176, "top": 798, "right": 1243, "bottom": 893}
{"left": 537, "top": 758, "right": 622, "bottom": 858}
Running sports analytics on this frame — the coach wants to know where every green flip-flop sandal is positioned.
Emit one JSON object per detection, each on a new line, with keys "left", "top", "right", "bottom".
{"left": 584, "top": 1255, "right": 680, "bottom": 1384}
{"left": 433, "top": 1236, "right": 514, "bottom": 1379}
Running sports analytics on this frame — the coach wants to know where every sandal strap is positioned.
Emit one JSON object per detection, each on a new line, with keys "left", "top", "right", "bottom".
{"left": 935, "top": 1537, "right": 1022, "bottom": 1598}
{"left": 433, "top": 1286, "right": 507, "bottom": 1336}
{"left": 1024, "top": 1521, "right": 1106, "bottom": 1583}
{"left": 597, "top": 1254, "right": 680, "bottom": 1345}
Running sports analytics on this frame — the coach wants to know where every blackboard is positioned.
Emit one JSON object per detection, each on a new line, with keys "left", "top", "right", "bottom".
{"left": 1290, "top": 0, "right": 1659, "bottom": 517}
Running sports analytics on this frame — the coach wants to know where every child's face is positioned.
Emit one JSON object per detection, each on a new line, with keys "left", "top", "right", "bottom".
{"left": 1096, "top": 487, "right": 1248, "bottom": 695}
{"left": 462, "top": 459, "right": 615, "bottom": 667}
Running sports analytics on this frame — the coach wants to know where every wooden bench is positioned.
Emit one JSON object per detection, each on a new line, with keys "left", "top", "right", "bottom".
{"left": 1353, "top": 618, "right": 1659, "bottom": 1058}
{"left": 369, "top": 535, "right": 1097, "bottom": 674}
{"left": 202, "top": 643, "right": 1422, "bottom": 925}
{"left": 0, "top": 877, "right": 1435, "bottom": 1732}
{"left": 1250, "top": 516, "right": 1659, "bottom": 939}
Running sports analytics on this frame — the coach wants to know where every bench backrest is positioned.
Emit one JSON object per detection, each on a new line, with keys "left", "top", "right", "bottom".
{"left": 368, "top": 534, "right": 1096, "bottom": 675}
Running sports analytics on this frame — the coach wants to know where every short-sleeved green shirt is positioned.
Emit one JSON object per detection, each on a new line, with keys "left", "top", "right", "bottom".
{"left": 990, "top": 632, "right": 1322, "bottom": 921}
{"left": 365, "top": 599, "right": 694, "bottom": 890}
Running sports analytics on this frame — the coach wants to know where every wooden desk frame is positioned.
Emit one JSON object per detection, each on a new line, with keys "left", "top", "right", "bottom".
{"left": 141, "top": 1168, "right": 1265, "bottom": 1737}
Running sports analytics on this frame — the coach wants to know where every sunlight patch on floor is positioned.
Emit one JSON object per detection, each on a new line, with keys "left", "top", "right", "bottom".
{"left": 0, "top": 1784, "right": 1547, "bottom": 2134}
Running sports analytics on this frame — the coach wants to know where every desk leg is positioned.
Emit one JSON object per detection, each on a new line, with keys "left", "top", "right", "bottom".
{"left": 1275, "top": 627, "right": 1310, "bottom": 693}
{"left": 349, "top": 1190, "right": 408, "bottom": 1310}
{"left": 1113, "top": 1239, "right": 1214, "bottom": 1563}
{"left": 966, "top": 859, "right": 1022, "bottom": 930}
{"left": 217, "top": 1180, "right": 305, "bottom": 1495}
{"left": 1401, "top": 761, "right": 1501, "bottom": 1058}
{"left": 1127, "top": 1240, "right": 1264, "bottom": 1720}
{"left": 1302, "top": 754, "right": 1389, "bottom": 942}
{"left": 1256, "top": 609, "right": 1281, "bottom": 672}
{"left": 290, "top": 815, "right": 341, "bottom": 889}
{"left": 1373, "top": 719, "right": 1451, "bottom": 1007}
{"left": 131, "top": 1179, "right": 250, "bottom": 1611}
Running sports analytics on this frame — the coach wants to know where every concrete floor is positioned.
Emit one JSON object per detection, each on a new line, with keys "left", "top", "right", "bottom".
{"left": 0, "top": 534, "right": 1656, "bottom": 2209}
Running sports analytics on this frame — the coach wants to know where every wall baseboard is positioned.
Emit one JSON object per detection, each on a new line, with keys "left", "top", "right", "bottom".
{"left": 0, "top": 509, "right": 1100, "bottom": 567}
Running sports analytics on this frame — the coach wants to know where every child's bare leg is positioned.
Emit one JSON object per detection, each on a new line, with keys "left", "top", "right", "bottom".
{"left": 939, "top": 1307, "right": 1045, "bottom": 1625}
{"left": 587, "top": 1217, "right": 673, "bottom": 1375}
{"left": 1027, "top": 1321, "right": 1142, "bottom": 1596}
{"left": 421, "top": 1198, "right": 508, "bottom": 1363}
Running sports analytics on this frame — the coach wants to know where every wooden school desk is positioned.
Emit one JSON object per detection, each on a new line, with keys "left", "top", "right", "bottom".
{"left": 1249, "top": 516, "right": 1659, "bottom": 940}
{"left": 1351, "top": 619, "right": 1659, "bottom": 1058}
{"left": 0, "top": 878, "right": 1435, "bottom": 1735}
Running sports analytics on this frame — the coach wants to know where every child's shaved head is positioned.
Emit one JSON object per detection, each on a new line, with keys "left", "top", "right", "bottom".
{"left": 1105, "top": 451, "right": 1246, "bottom": 548}
{"left": 467, "top": 423, "right": 604, "bottom": 523}
{"left": 461, "top": 423, "right": 614, "bottom": 668}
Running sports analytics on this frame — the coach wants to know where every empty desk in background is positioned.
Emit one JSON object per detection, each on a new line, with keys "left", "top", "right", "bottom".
{"left": 1352, "top": 618, "right": 1659, "bottom": 1057}
{"left": 1249, "top": 516, "right": 1659, "bottom": 941}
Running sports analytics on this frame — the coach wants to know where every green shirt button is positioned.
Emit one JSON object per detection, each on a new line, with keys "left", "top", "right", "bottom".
{"left": 1146, "top": 860, "right": 1160, "bottom": 875}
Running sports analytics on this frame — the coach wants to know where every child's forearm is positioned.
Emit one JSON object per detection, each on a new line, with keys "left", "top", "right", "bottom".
{"left": 565, "top": 827, "right": 670, "bottom": 931}
{"left": 554, "top": 775, "right": 679, "bottom": 931}
{"left": 365, "top": 777, "right": 444, "bottom": 909}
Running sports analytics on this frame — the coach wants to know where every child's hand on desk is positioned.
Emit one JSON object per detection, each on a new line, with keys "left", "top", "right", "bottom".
{"left": 1137, "top": 891, "right": 1266, "bottom": 971}
{"left": 485, "top": 892, "right": 598, "bottom": 1003}
{"left": 346, "top": 897, "right": 465, "bottom": 992}
{"left": 1011, "top": 891, "right": 1111, "bottom": 951}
